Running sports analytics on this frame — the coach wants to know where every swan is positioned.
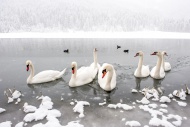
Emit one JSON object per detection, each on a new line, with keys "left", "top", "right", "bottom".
{"left": 26, "top": 60, "right": 66, "bottom": 84}
{"left": 98, "top": 63, "right": 116, "bottom": 91}
{"left": 69, "top": 48, "right": 100, "bottom": 87}
{"left": 150, "top": 51, "right": 165, "bottom": 79}
{"left": 134, "top": 51, "right": 150, "bottom": 78}
{"left": 162, "top": 51, "right": 171, "bottom": 71}
{"left": 90, "top": 48, "right": 101, "bottom": 78}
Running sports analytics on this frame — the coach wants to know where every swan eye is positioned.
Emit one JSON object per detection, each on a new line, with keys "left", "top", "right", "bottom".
{"left": 72, "top": 67, "right": 74, "bottom": 70}
{"left": 102, "top": 69, "right": 106, "bottom": 74}
{"left": 154, "top": 52, "right": 158, "bottom": 54}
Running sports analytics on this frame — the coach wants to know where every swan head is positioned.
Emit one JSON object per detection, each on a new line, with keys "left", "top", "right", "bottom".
{"left": 94, "top": 48, "right": 98, "bottom": 52}
{"left": 151, "top": 51, "right": 162, "bottom": 56}
{"left": 101, "top": 64, "right": 113, "bottom": 78}
{"left": 162, "top": 51, "right": 168, "bottom": 56}
{"left": 134, "top": 51, "right": 143, "bottom": 57}
{"left": 71, "top": 62, "right": 77, "bottom": 74}
{"left": 26, "top": 60, "right": 32, "bottom": 71}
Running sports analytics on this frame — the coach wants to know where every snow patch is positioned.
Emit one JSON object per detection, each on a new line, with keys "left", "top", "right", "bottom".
{"left": 73, "top": 101, "right": 90, "bottom": 118}
{"left": 125, "top": 121, "right": 141, "bottom": 127}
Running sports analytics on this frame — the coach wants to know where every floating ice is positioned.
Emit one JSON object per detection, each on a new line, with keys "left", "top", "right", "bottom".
{"left": 137, "top": 97, "right": 150, "bottom": 104}
{"left": 70, "top": 102, "right": 75, "bottom": 105}
{"left": 159, "top": 96, "right": 171, "bottom": 103}
{"left": 12, "top": 90, "right": 22, "bottom": 99}
{"left": 168, "top": 94, "right": 173, "bottom": 98}
{"left": 8, "top": 97, "right": 14, "bottom": 103}
{"left": 183, "top": 117, "right": 187, "bottom": 120}
{"left": 148, "top": 104, "right": 158, "bottom": 109}
{"left": 0, "top": 108, "right": 6, "bottom": 113}
{"left": 23, "top": 103, "right": 37, "bottom": 113}
{"left": 160, "top": 104, "right": 168, "bottom": 108}
{"left": 121, "top": 118, "right": 126, "bottom": 121}
{"left": 159, "top": 108, "right": 168, "bottom": 113}
{"left": 108, "top": 103, "right": 134, "bottom": 111}
{"left": 177, "top": 101, "right": 187, "bottom": 107}
{"left": 149, "top": 116, "right": 175, "bottom": 127}
{"left": 173, "top": 89, "right": 186, "bottom": 100}
{"left": 125, "top": 121, "right": 141, "bottom": 127}
{"left": 131, "top": 89, "right": 138, "bottom": 93}
{"left": 99, "top": 102, "right": 106, "bottom": 106}
{"left": 15, "top": 122, "right": 24, "bottom": 127}
{"left": 139, "top": 105, "right": 163, "bottom": 117}
{"left": 0, "top": 121, "right": 12, "bottom": 127}
{"left": 73, "top": 101, "right": 90, "bottom": 118}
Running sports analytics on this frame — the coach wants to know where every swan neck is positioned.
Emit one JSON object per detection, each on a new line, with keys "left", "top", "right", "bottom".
{"left": 137, "top": 56, "right": 143, "bottom": 75}
{"left": 155, "top": 55, "right": 162, "bottom": 76}
{"left": 28, "top": 64, "right": 34, "bottom": 83}
{"left": 105, "top": 68, "right": 113, "bottom": 89}
{"left": 162, "top": 54, "right": 165, "bottom": 69}
{"left": 93, "top": 51, "right": 98, "bottom": 68}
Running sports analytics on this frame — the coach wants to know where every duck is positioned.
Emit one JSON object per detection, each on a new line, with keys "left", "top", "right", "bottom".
{"left": 124, "top": 49, "right": 129, "bottom": 53}
{"left": 26, "top": 60, "right": 66, "bottom": 84}
{"left": 134, "top": 51, "right": 150, "bottom": 78}
{"left": 98, "top": 63, "right": 116, "bottom": 91}
{"left": 150, "top": 51, "right": 165, "bottom": 79}
{"left": 117, "top": 45, "right": 121, "bottom": 49}
{"left": 63, "top": 49, "right": 69, "bottom": 53}
{"left": 161, "top": 51, "right": 171, "bottom": 71}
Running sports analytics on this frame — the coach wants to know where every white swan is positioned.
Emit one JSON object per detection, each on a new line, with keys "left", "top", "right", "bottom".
{"left": 69, "top": 62, "right": 94, "bottom": 87}
{"left": 26, "top": 60, "right": 66, "bottom": 84}
{"left": 162, "top": 51, "right": 171, "bottom": 71}
{"left": 150, "top": 51, "right": 165, "bottom": 79}
{"left": 69, "top": 48, "right": 100, "bottom": 87}
{"left": 90, "top": 48, "right": 101, "bottom": 78}
{"left": 98, "top": 63, "right": 116, "bottom": 91}
{"left": 134, "top": 51, "right": 150, "bottom": 78}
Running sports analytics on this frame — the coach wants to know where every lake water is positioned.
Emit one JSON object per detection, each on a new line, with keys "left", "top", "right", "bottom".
{"left": 0, "top": 38, "right": 190, "bottom": 127}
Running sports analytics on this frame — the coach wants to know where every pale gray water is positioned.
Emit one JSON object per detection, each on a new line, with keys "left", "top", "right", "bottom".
{"left": 0, "top": 39, "right": 190, "bottom": 127}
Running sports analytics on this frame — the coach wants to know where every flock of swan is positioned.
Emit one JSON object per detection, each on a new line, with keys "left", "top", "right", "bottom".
{"left": 26, "top": 48, "right": 171, "bottom": 91}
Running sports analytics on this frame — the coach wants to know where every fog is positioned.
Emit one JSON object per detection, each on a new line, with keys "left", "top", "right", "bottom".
{"left": 0, "top": 0, "right": 190, "bottom": 32}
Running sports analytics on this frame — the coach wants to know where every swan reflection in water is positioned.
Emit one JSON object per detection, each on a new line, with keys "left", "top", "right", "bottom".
{"left": 153, "top": 79, "right": 164, "bottom": 95}
{"left": 27, "top": 78, "right": 65, "bottom": 95}
{"left": 68, "top": 77, "right": 117, "bottom": 102}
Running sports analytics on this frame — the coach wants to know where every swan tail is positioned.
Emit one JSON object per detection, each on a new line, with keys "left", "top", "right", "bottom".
{"left": 58, "top": 68, "right": 67, "bottom": 77}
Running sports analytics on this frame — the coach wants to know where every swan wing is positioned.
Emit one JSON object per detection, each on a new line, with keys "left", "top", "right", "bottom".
{"left": 164, "top": 62, "right": 171, "bottom": 71}
{"left": 141, "top": 65, "right": 150, "bottom": 77}
{"left": 32, "top": 70, "right": 61, "bottom": 83}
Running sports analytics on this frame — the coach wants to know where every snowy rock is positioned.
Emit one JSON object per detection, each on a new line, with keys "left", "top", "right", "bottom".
{"left": 137, "top": 97, "right": 150, "bottom": 104}
{"left": 23, "top": 103, "right": 37, "bottom": 113}
{"left": 70, "top": 102, "right": 75, "bottom": 105}
{"left": 15, "top": 122, "right": 24, "bottom": 127}
{"left": 177, "top": 101, "right": 187, "bottom": 107}
{"left": 0, "top": 121, "right": 12, "bottom": 127}
{"left": 0, "top": 108, "right": 6, "bottom": 113}
{"left": 73, "top": 101, "right": 90, "bottom": 118}
{"left": 12, "top": 90, "right": 22, "bottom": 99}
{"left": 159, "top": 108, "right": 168, "bottom": 113}
{"left": 148, "top": 104, "right": 158, "bottom": 109}
{"left": 131, "top": 89, "right": 138, "bottom": 93}
{"left": 125, "top": 121, "right": 141, "bottom": 127}
{"left": 159, "top": 96, "right": 171, "bottom": 103}
{"left": 99, "top": 102, "right": 106, "bottom": 106}
{"left": 160, "top": 104, "right": 168, "bottom": 108}
{"left": 108, "top": 103, "right": 134, "bottom": 111}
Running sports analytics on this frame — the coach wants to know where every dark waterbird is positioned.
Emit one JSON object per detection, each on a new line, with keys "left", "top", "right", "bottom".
{"left": 124, "top": 49, "right": 129, "bottom": 53}
{"left": 117, "top": 45, "right": 121, "bottom": 49}
{"left": 63, "top": 49, "right": 69, "bottom": 53}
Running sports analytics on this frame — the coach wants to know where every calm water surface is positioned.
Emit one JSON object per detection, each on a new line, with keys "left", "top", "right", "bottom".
{"left": 0, "top": 39, "right": 190, "bottom": 127}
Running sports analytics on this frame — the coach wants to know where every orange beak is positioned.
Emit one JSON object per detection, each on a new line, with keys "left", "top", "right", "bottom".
{"left": 102, "top": 71, "right": 107, "bottom": 78}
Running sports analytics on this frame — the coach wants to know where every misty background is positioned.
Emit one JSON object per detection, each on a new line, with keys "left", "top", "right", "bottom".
{"left": 0, "top": 0, "right": 190, "bottom": 33}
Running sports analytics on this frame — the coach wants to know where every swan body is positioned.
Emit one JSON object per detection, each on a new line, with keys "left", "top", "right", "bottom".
{"left": 26, "top": 60, "right": 66, "bottom": 84}
{"left": 150, "top": 51, "right": 165, "bottom": 79}
{"left": 134, "top": 51, "right": 150, "bottom": 78}
{"left": 69, "top": 62, "right": 95, "bottom": 87}
{"left": 98, "top": 63, "right": 116, "bottom": 91}
{"left": 69, "top": 48, "right": 100, "bottom": 87}
{"left": 162, "top": 51, "right": 171, "bottom": 71}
